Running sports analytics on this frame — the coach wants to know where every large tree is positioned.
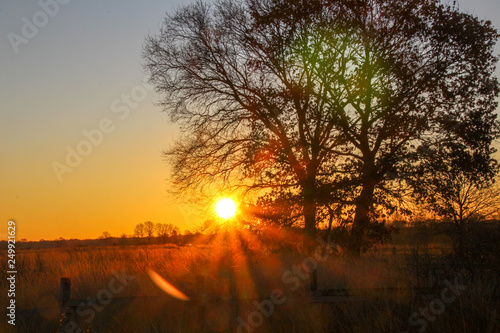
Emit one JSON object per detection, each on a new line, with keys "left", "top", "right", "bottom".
{"left": 143, "top": 0, "right": 499, "bottom": 254}
{"left": 300, "top": 0, "right": 500, "bottom": 254}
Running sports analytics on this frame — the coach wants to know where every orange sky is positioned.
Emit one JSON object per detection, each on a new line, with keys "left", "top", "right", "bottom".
{"left": 1, "top": 0, "right": 499, "bottom": 241}
{"left": 0, "top": 0, "right": 205, "bottom": 241}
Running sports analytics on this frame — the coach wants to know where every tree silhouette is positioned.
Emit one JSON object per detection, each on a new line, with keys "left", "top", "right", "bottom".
{"left": 144, "top": 0, "right": 499, "bottom": 254}
{"left": 155, "top": 223, "right": 179, "bottom": 241}
{"left": 410, "top": 138, "right": 500, "bottom": 256}
{"left": 100, "top": 231, "right": 111, "bottom": 239}
{"left": 134, "top": 223, "right": 145, "bottom": 238}
{"left": 155, "top": 223, "right": 168, "bottom": 239}
{"left": 144, "top": 221, "right": 155, "bottom": 242}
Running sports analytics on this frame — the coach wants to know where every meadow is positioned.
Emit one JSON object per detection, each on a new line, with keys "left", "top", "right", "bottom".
{"left": 2, "top": 224, "right": 499, "bottom": 332}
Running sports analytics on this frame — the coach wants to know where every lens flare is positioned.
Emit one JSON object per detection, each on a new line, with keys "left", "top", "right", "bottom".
{"left": 147, "top": 269, "right": 190, "bottom": 301}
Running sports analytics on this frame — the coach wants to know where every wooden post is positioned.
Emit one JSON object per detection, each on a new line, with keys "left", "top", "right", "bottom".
{"left": 59, "top": 277, "right": 73, "bottom": 331}
{"left": 60, "top": 278, "right": 71, "bottom": 308}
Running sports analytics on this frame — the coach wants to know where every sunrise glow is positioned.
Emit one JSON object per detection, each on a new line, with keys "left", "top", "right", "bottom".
{"left": 215, "top": 198, "right": 237, "bottom": 219}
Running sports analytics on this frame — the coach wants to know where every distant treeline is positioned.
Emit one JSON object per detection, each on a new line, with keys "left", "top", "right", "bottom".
{"left": 6, "top": 231, "right": 213, "bottom": 250}
{"left": 6, "top": 219, "right": 500, "bottom": 251}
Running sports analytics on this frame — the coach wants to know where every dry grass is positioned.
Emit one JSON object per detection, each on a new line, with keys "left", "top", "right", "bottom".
{"left": 1, "top": 230, "right": 498, "bottom": 332}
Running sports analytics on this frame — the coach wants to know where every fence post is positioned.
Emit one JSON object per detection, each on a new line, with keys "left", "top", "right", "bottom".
{"left": 60, "top": 278, "right": 71, "bottom": 308}
{"left": 59, "top": 277, "right": 74, "bottom": 331}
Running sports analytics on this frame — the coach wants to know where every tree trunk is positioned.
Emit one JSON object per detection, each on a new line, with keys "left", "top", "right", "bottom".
{"left": 456, "top": 221, "right": 466, "bottom": 258}
{"left": 302, "top": 180, "right": 317, "bottom": 238}
{"left": 302, "top": 179, "right": 318, "bottom": 291}
{"left": 349, "top": 184, "right": 375, "bottom": 256}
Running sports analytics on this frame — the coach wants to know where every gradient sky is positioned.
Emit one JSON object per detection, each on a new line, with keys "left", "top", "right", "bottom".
{"left": 1, "top": 0, "right": 500, "bottom": 241}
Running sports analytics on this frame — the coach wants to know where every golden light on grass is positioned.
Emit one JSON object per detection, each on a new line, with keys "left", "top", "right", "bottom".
{"left": 147, "top": 269, "right": 190, "bottom": 301}
{"left": 215, "top": 198, "right": 237, "bottom": 219}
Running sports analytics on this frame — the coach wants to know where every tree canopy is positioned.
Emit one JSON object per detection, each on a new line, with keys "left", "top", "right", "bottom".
{"left": 143, "top": 0, "right": 499, "bottom": 254}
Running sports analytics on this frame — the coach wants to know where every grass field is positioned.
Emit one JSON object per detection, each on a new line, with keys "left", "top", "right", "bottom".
{"left": 2, "top": 226, "right": 499, "bottom": 332}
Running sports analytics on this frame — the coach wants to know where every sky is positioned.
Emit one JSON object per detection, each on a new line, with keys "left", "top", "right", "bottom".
{"left": 1, "top": 0, "right": 500, "bottom": 241}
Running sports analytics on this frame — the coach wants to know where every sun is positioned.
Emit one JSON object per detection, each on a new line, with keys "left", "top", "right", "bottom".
{"left": 215, "top": 198, "right": 237, "bottom": 219}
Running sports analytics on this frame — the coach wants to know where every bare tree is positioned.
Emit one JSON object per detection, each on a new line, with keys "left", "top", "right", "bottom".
{"left": 156, "top": 223, "right": 168, "bottom": 238}
{"left": 144, "top": 221, "right": 155, "bottom": 242}
{"left": 99, "top": 231, "right": 111, "bottom": 239}
{"left": 411, "top": 140, "right": 500, "bottom": 256}
{"left": 172, "top": 225, "right": 180, "bottom": 237}
{"left": 134, "top": 223, "right": 145, "bottom": 238}
{"left": 144, "top": 0, "right": 499, "bottom": 254}
{"left": 155, "top": 223, "right": 181, "bottom": 243}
